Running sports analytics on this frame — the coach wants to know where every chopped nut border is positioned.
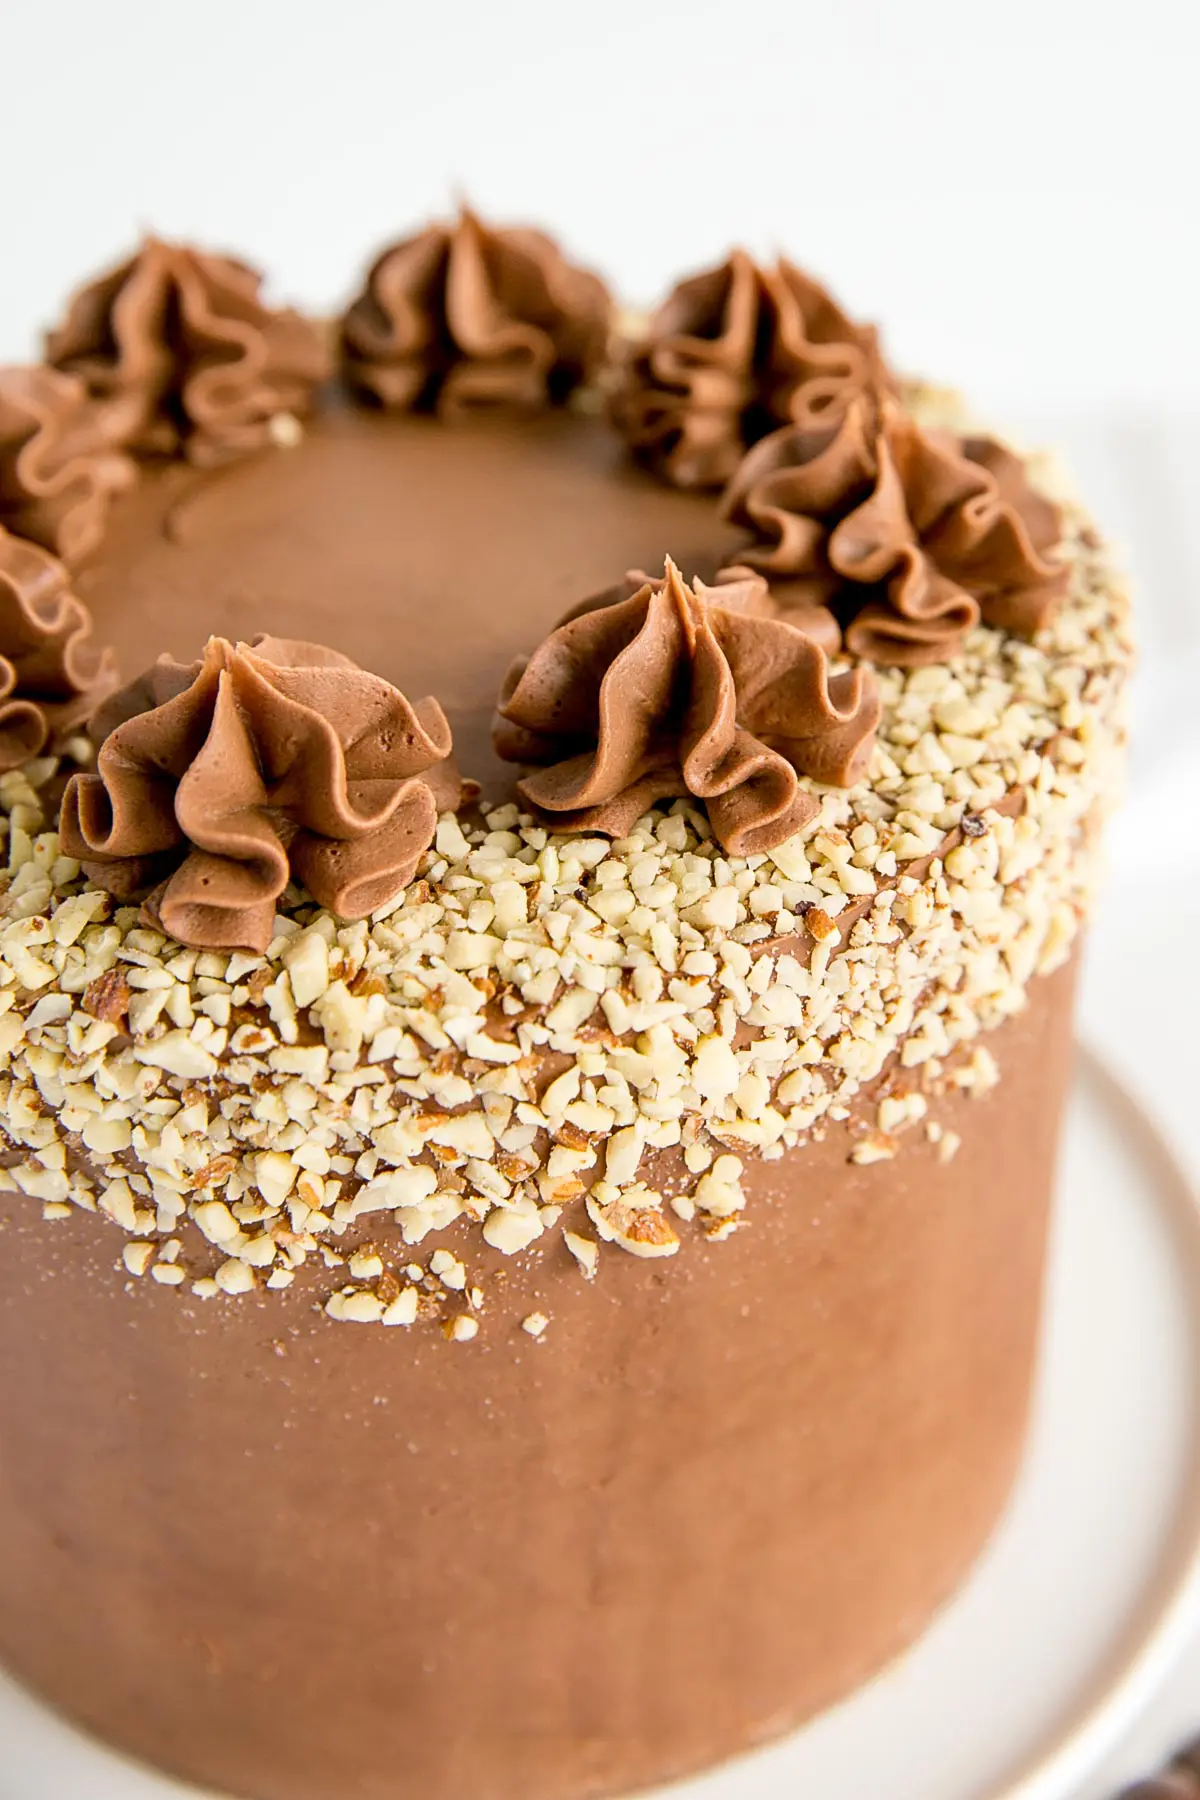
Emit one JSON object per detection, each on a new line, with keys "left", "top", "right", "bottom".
{"left": 0, "top": 400, "right": 1133, "bottom": 1335}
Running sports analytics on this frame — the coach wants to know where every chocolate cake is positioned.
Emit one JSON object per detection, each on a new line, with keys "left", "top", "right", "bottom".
{"left": 0, "top": 211, "right": 1133, "bottom": 1800}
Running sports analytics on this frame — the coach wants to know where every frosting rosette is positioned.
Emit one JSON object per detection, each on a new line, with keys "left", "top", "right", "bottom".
{"left": 0, "top": 529, "right": 118, "bottom": 772}
{"left": 0, "top": 366, "right": 134, "bottom": 565}
{"left": 59, "top": 636, "right": 462, "bottom": 952}
{"left": 340, "top": 208, "right": 612, "bottom": 416}
{"left": 45, "top": 238, "right": 330, "bottom": 468}
{"left": 721, "top": 399, "right": 1070, "bottom": 664}
{"left": 611, "top": 250, "right": 887, "bottom": 490}
{"left": 493, "top": 558, "right": 879, "bottom": 855}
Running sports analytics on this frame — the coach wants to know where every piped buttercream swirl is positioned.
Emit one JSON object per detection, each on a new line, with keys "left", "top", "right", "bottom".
{"left": 611, "top": 250, "right": 887, "bottom": 490}
{"left": 46, "top": 238, "right": 330, "bottom": 467}
{"left": 493, "top": 558, "right": 879, "bottom": 855}
{"left": 340, "top": 208, "right": 612, "bottom": 416}
{"left": 0, "top": 366, "right": 134, "bottom": 565}
{"left": 721, "top": 399, "right": 1069, "bottom": 664}
{"left": 60, "top": 636, "right": 461, "bottom": 952}
{"left": 0, "top": 529, "right": 118, "bottom": 771}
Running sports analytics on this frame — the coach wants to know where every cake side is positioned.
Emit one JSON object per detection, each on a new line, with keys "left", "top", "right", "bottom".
{"left": 0, "top": 953, "right": 1077, "bottom": 1800}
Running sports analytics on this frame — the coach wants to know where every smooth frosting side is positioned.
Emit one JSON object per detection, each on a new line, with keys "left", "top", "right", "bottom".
{"left": 46, "top": 239, "right": 330, "bottom": 467}
{"left": 59, "top": 636, "right": 460, "bottom": 952}
{"left": 0, "top": 366, "right": 133, "bottom": 564}
{"left": 0, "top": 961, "right": 1075, "bottom": 1797}
{"left": 0, "top": 529, "right": 117, "bottom": 772}
{"left": 721, "top": 399, "right": 1070, "bottom": 664}
{"left": 494, "top": 559, "right": 879, "bottom": 854}
{"left": 610, "top": 250, "right": 885, "bottom": 490}
{"left": 340, "top": 209, "right": 612, "bottom": 416}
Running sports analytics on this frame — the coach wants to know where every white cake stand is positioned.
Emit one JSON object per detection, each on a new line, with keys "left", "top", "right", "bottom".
{"left": 1, "top": 1049, "right": 1198, "bottom": 1800}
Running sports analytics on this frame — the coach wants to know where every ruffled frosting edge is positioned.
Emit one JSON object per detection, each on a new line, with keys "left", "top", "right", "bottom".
{"left": 59, "top": 635, "right": 463, "bottom": 952}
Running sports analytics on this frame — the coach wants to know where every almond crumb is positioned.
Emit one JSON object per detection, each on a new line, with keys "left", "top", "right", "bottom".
{"left": 194, "top": 1155, "right": 238, "bottom": 1189}
{"left": 586, "top": 1195, "right": 680, "bottom": 1259}
{"left": 427, "top": 1142, "right": 462, "bottom": 1164}
{"left": 444, "top": 1314, "right": 479, "bottom": 1343}
{"left": 82, "top": 967, "right": 132, "bottom": 1026}
{"left": 850, "top": 1130, "right": 898, "bottom": 1166}
{"left": 496, "top": 1153, "right": 535, "bottom": 1181}
{"left": 806, "top": 907, "right": 837, "bottom": 944}
{"left": 349, "top": 970, "right": 387, "bottom": 999}
{"left": 245, "top": 967, "right": 273, "bottom": 1005}
{"left": 937, "top": 1129, "right": 962, "bottom": 1164}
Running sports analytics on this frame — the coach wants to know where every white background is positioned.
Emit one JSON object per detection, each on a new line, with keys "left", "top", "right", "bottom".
{"left": 3, "top": 0, "right": 1198, "bottom": 418}
{"left": 3, "top": 0, "right": 1200, "bottom": 1790}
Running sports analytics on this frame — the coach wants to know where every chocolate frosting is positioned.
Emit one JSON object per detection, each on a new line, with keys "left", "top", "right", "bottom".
{"left": 557, "top": 562, "right": 844, "bottom": 658}
{"left": 0, "top": 961, "right": 1078, "bottom": 1800}
{"left": 0, "top": 366, "right": 133, "bottom": 565}
{"left": 721, "top": 399, "right": 1069, "bottom": 664}
{"left": 493, "top": 558, "right": 879, "bottom": 854}
{"left": 46, "top": 238, "right": 330, "bottom": 467}
{"left": 610, "top": 250, "right": 886, "bottom": 490}
{"left": 59, "top": 636, "right": 461, "bottom": 951}
{"left": 0, "top": 529, "right": 118, "bottom": 771}
{"left": 341, "top": 209, "right": 612, "bottom": 417}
